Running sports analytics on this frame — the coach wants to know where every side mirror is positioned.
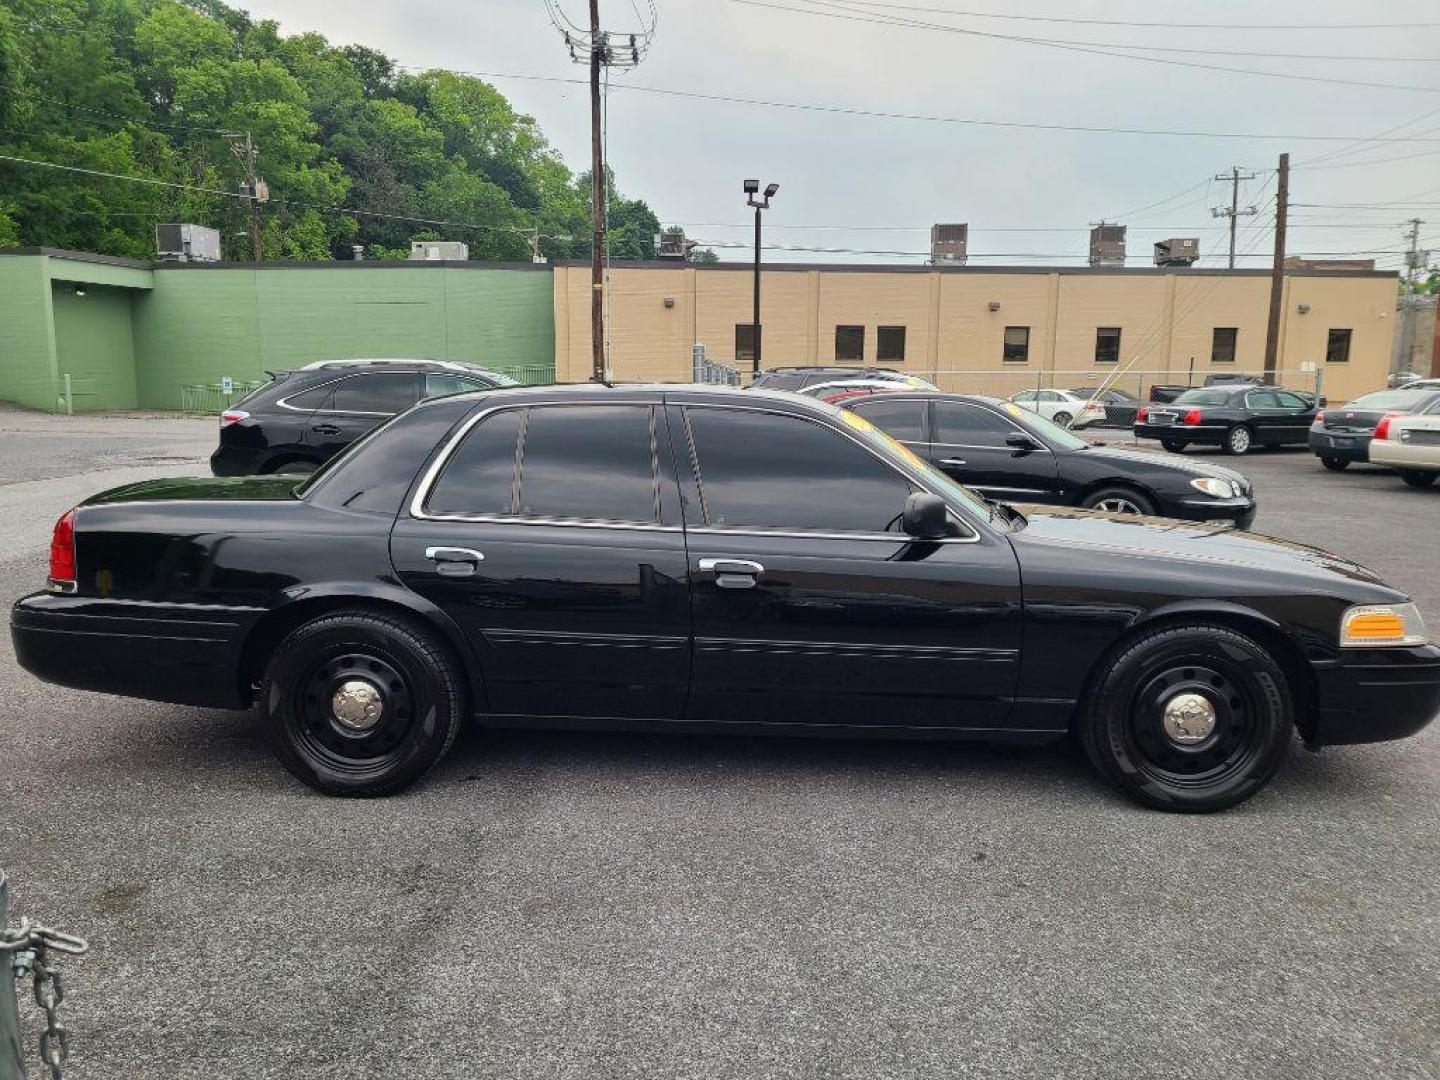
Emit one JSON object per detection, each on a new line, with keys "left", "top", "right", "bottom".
{"left": 902, "top": 492, "right": 954, "bottom": 540}
{"left": 1005, "top": 432, "right": 1041, "bottom": 451}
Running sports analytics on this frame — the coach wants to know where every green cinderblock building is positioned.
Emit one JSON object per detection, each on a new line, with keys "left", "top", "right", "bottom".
{"left": 0, "top": 248, "right": 556, "bottom": 412}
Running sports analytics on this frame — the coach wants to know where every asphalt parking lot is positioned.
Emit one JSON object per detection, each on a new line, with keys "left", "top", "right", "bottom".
{"left": 2, "top": 404, "right": 1438, "bottom": 1080}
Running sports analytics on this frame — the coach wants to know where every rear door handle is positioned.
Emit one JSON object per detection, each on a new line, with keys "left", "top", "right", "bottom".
{"left": 939, "top": 457, "right": 967, "bottom": 467}
{"left": 697, "top": 557, "right": 764, "bottom": 589}
{"left": 425, "top": 546, "right": 484, "bottom": 577}
{"left": 311, "top": 423, "right": 342, "bottom": 436}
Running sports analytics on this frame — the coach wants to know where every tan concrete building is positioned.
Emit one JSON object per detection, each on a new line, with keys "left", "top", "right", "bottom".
{"left": 553, "top": 263, "right": 1399, "bottom": 402}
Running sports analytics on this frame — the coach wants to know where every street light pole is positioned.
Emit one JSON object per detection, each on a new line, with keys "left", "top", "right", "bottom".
{"left": 745, "top": 179, "right": 779, "bottom": 377}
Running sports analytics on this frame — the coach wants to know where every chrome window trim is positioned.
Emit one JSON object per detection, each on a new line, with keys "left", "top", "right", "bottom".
{"left": 277, "top": 371, "right": 419, "bottom": 418}
{"left": 677, "top": 401, "right": 983, "bottom": 542}
{"left": 411, "top": 399, "right": 665, "bottom": 528}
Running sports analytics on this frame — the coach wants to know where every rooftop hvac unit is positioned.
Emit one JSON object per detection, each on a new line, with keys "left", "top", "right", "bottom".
{"left": 156, "top": 223, "right": 221, "bottom": 263}
{"left": 408, "top": 241, "right": 469, "bottom": 262}
{"left": 1089, "top": 223, "right": 1126, "bottom": 267}
{"left": 1154, "top": 237, "right": 1200, "bottom": 267}
{"left": 930, "top": 223, "right": 968, "bottom": 265}
{"left": 655, "top": 229, "right": 697, "bottom": 259}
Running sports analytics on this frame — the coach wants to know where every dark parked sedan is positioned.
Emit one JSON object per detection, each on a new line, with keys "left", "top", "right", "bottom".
{"left": 1068, "top": 386, "right": 1143, "bottom": 427}
{"left": 1134, "top": 385, "right": 1318, "bottom": 455}
{"left": 14, "top": 385, "right": 1437, "bottom": 812}
{"left": 1308, "top": 387, "right": 1440, "bottom": 471}
{"left": 749, "top": 365, "right": 906, "bottom": 392}
{"left": 210, "top": 358, "right": 517, "bottom": 475}
{"left": 842, "top": 392, "right": 1256, "bottom": 527}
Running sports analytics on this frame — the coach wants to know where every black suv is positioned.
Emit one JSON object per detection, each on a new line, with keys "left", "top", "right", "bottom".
{"left": 210, "top": 359, "right": 517, "bottom": 475}
{"left": 749, "top": 366, "right": 906, "bottom": 392}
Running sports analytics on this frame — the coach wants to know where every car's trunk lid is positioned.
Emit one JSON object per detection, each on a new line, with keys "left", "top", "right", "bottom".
{"left": 81, "top": 475, "right": 301, "bottom": 506}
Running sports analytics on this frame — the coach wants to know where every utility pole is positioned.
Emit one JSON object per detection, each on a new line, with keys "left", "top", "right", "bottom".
{"left": 744, "top": 179, "right": 779, "bottom": 375}
{"left": 1262, "top": 153, "right": 1289, "bottom": 385}
{"left": 1400, "top": 218, "right": 1428, "bottom": 376}
{"left": 228, "top": 132, "right": 264, "bottom": 262}
{"left": 1211, "top": 166, "right": 1257, "bottom": 270}
{"left": 551, "top": 1, "right": 653, "bottom": 382}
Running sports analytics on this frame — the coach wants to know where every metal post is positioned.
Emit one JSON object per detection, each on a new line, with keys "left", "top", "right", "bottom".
{"left": 752, "top": 205, "right": 762, "bottom": 376}
{"left": 62, "top": 374, "right": 72, "bottom": 417}
{"left": 588, "top": 0, "right": 606, "bottom": 384}
{"left": 1, "top": 872, "right": 24, "bottom": 1080}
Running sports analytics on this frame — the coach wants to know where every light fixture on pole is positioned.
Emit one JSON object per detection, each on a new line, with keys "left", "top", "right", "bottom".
{"left": 745, "top": 179, "right": 779, "bottom": 376}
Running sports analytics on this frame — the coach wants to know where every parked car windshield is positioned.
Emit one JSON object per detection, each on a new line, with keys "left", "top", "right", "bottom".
{"left": 1172, "top": 389, "right": 1231, "bottom": 406}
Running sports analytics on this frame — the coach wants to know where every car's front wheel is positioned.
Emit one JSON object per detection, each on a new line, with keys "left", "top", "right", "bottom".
{"left": 1320, "top": 456, "right": 1349, "bottom": 472}
{"left": 1224, "top": 424, "right": 1254, "bottom": 455}
{"left": 1079, "top": 487, "right": 1156, "bottom": 516}
{"left": 260, "top": 610, "right": 465, "bottom": 796}
{"left": 1079, "top": 624, "right": 1292, "bottom": 812}
{"left": 1399, "top": 469, "right": 1437, "bottom": 488}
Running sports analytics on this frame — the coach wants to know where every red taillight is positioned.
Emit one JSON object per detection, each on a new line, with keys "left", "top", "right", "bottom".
{"left": 1373, "top": 413, "right": 1398, "bottom": 440}
{"left": 1136, "top": 407, "right": 1148, "bottom": 423}
{"left": 220, "top": 410, "right": 250, "bottom": 427}
{"left": 1314, "top": 410, "right": 1325, "bottom": 425}
{"left": 1180, "top": 408, "right": 1203, "bottom": 425}
{"left": 48, "top": 509, "right": 76, "bottom": 590}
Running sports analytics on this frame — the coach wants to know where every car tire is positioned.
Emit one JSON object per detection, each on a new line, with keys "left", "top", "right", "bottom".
{"left": 1053, "top": 411, "right": 1074, "bottom": 427}
{"left": 1079, "top": 623, "right": 1292, "bottom": 813}
{"left": 1224, "top": 425, "right": 1254, "bottom": 456}
{"left": 1399, "top": 469, "right": 1437, "bottom": 489}
{"left": 268, "top": 458, "right": 320, "bottom": 475}
{"left": 1160, "top": 440, "right": 1188, "bottom": 453}
{"left": 1320, "top": 456, "right": 1349, "bottom": 472}
{"left": 260, "top": 610, "right": 465, "bottom": 796}
{"left": 1079, "top": 487, "right": 1157, "bottom": 516}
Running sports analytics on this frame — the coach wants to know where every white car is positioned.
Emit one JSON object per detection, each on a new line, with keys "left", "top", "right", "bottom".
{"left": 1010, "top": 388, "right": 1107, "bottom": 429}
{"left": 1369, "top": 411, "right": 1440, "bottom": 488}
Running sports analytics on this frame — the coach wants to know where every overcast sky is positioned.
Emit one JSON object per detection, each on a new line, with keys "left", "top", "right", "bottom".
{"left": 238, "top": 0, "right": 1439, "bottom": 269}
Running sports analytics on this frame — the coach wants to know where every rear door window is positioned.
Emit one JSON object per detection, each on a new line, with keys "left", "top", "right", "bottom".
{"left": 516, "top": 405, "right": 658, "bottom": 523}
{"left": 849, "top": 397, "right": 927, "bottom": 442}
{"left": 425, "top": 409, "right": 522, "bottom": 517}
{"left": 329, "top": 372, "right": 420, "bottom": 414}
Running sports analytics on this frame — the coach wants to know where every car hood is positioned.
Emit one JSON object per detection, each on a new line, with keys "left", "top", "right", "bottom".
{"left": 1008, "top": 504, "right": 1395, "bottom": 595}
{"left": 82, "top": 475, "right": 301, "bottom": 506}
{"left": 1074, "top": 444, "right": 1249, "bottom": 485}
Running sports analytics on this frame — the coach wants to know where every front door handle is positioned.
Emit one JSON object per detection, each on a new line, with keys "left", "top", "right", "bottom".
{"left": 697, "top": 557, "right": 764, "bottom": 589}
{"left": 939, "top": 457, "right": 967, "bottom": 467}
{"left": 425, "top": 546, "right": 484, "bottom": 577}
{"left": 311, "top": 423, "right": 342, "bottom": 436}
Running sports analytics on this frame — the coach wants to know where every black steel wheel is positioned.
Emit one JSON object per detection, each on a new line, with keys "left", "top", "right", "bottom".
{"left": 1079, "top": 486, "right": 1156, "bottom": 516}
{"left": 1320, "top": 456, "right": 1349, "bottom": 472}
{"left": 1160, "top": 439, "right": 1188, "bottom": 453}
{"left": 260, "top": 610, "right": 465, "bottom": 795}
{"left": 1224, "top": 424, "right": 1254, "bottom": 456}
{"left": 1400, "top": 469, "right": 1437, "bottom": 488}
{"left": 1053, "top": 411, "right": 1074, "bottom": 428}
{"left": 1079, "top": 624, "right": 1291, "bottom": 812}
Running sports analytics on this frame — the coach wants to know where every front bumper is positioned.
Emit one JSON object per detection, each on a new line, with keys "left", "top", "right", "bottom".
{"left": 1162, "top": 496, "right": 1257, "bottom": 530}
{"left": 1308, "top": 429, "right": 1371, "bottom": 462}
{"left": 10, "top": 592, "right": 254, "bottom": 709}
{"left": 1308, "top": 644, "right": 1440, "bottom": 747}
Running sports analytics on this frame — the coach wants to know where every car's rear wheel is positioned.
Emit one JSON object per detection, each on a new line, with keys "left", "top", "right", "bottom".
{"left": 1399, "top": 469, "right": 1437, "bottom": 488}
{"left": 1053, "top": 411, "right": 1073, "bottom": 427}
{"left": 1224, "top": 425, "right": 1253, "bottom": 456}
{"left": 1079, "top": 624, "right": 1291, "bottom": 812}
{"left": 1160, "top": 439, "right": 1188, "bottom": 453}
{"left": 260, "top": 611, "right": 465, "bottom": 796}
{"left": 1320, "top": 456, "right": 1349, "bottom": 472}
{"left": 1079, "top": 487, "right": 1156, "bottom": 516}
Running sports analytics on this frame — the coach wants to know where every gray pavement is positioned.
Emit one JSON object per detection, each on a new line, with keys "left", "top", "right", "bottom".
{"left": 1, "top": 408, "right": 1437, "bottom": 1080}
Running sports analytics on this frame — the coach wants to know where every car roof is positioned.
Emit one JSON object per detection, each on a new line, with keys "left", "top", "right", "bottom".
{"left": 297, "top": 358, "right": 503, "bottom": 374}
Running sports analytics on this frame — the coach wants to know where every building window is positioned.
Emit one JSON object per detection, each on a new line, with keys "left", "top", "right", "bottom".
{"left": 1095, "top": 327, "right": 1122, "bottom": 364}
{"left": 1326, "top": 328, "right": 1352, "bottom": 364}
{"left": 1211, "top": 327, "right": 1238, "bottom": 364}
{"left": 876, "top": 326, "right": 906, "bottom": 363}
{"left": 1003, "top": 326, "right": 1030, "bottom": 363}
{"left": 735, "top": 324, "right": 757, "bottom": 365}
{"left": 836, "top": 325, "right": 865, "bottom": 362}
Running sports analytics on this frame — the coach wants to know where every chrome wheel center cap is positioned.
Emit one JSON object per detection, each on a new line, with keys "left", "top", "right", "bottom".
{"left": 1162, "top": 692, "right": 1216, "bottom": 744}
{"left": 332, "top": 680, "right": 384, "bottom": 731}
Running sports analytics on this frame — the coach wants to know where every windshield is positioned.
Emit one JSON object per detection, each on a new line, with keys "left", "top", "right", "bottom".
{"left": 999, "top": 400, "right": 1090, "bottom": 451}
{"left": 1172, "top": 389, "right": 1231, "bottom": 406}
{"left": 830, "top": 406, "right": 994, "bottom": 522}
{"left": 1349, "top": 389, "right": 1432, "bottom": 410}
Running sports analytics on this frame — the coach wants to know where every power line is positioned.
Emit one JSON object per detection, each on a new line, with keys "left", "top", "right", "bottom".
{"left": 728, "top": 0, "right": 1440, "bottom": 94}
{"left": 810, "top": 0, "right": 1440, "bottom": 31}
{"left": 2, "top": 85, "right": 244, "bottom": 136}
{"left": 458, "top": 69, "right": 1440, "bottom": 143}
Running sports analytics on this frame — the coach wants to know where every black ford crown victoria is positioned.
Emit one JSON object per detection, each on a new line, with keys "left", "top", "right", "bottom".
{"left": 12, "top": 386, "right": 1440, "bottom": 812}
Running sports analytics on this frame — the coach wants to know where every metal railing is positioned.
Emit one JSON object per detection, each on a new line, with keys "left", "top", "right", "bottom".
{"left": 56, "top": 375, "right": 102, "bottom": 416}
{"left": 492, "top": 364, "right": 554, "bottom": 386}
{"left": 179, "top": 382, "right": 267, "bottom": 415}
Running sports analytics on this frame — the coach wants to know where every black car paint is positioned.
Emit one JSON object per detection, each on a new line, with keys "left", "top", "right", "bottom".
{"left": 1307, "top": 390, "right": 1440, "bottom": 465}
{"left": 1134, "top": 385, "right": 1318, "bottom": 450}
{"left": 845, "top": 393, "right": 1257, "bottom": 527}
{"left": 11, "top": 386, "right": 1439, "bottom": 752}
{"left": 209, "top": 362, "right": 509, "bottom": 476}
